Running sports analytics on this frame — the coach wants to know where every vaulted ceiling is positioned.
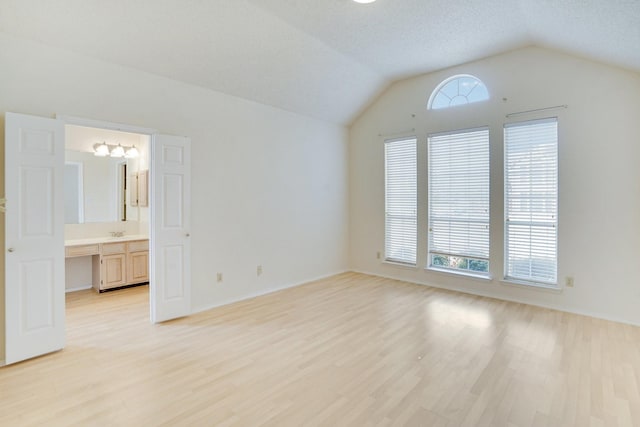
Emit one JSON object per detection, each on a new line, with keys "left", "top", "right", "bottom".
{"left": 1, "top": 0, "right": 638, "bottom": 125}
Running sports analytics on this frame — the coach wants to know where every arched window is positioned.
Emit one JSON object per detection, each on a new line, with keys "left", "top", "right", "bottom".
{"left": 428, "top": 74, "right": 489, "bottom": 110}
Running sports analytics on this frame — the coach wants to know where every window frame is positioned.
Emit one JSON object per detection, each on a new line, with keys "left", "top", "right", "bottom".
{"left": 384, "top": 136, "right": 418, "bottom": 266}
{"left": 427, "top": 127, "right": 491, "bottom": 277}
{"left": 428, "top": 74, "right": 490, "bottom": 110}
{"left": 503, "top": 117, "right": 559, "bottom": 288}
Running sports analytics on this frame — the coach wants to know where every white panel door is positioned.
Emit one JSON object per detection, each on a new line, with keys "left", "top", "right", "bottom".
{"left": 5, "top": 112, "right": 65, "bottom": 365}
{"left": 150, "top": 134, "right": 191, "bottom": 323}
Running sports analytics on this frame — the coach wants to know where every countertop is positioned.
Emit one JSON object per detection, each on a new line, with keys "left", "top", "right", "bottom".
{"left": 65, "top": 234, "right": 149, "bottom": 246}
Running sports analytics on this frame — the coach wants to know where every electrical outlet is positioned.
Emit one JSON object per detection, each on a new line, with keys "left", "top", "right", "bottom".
{"left": 565, "top": 276, "right": 574, "bottom": 287}
{"left": 376, "top": 251, "right": 381, "bottom": 260}
{"left": 216, "top": 273, "right": 223, "bottom": 283}
{"left": 257, "top": 265, "right": 262, "bottom": 276}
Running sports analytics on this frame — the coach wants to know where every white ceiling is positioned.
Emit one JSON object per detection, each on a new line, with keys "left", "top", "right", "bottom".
{"left": 1, "top": 0, "right": 639, "bottom": 125}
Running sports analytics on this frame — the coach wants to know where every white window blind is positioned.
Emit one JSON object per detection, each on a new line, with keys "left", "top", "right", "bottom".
{"left": 428, "top": 128, "right": 490, "bottom": 275}
{"left": 504, "top": 118, "right": 558, "bottom": 285}
{"left": 385, "top": 137, "right": 417, "bottom": 265}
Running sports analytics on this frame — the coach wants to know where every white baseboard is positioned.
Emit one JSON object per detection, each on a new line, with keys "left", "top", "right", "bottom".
{"left": 191, "top": 270, "right": 348, "bottom": 315}
{"left": 188, "top": 268, "right": 640, "bottom": 328}
{"left": 65, "top": 284, "right": 93, "bottom": 293}
{"left": 351, "top": 269, "right": 640, "bottom": 328}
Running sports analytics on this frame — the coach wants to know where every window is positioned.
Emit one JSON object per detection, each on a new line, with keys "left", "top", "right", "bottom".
{"left": 385, "top": 137, "right": 417, "bottom": 265}
{"left": 504, "top": 118, "right": 558, "bottom": 285}
{"left": 428, "top": 128, "right": 490, "bottom": 275}
{"left": 428, "top": 75, "right": 489, "bottom": 110}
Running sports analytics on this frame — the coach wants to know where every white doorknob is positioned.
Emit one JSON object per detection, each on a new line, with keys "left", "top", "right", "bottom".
{"left": 7, "top": 248, "right": 14, "bottom": 253}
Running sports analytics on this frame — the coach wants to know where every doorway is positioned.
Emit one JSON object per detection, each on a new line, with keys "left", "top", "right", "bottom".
{"left": 4, "top": 112, "right": 192, "bottom": 365}
{"left": 63, "top": 124, "right": 151, "bottom": 303}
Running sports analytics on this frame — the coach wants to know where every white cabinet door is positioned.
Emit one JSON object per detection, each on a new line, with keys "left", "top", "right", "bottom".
{"left": 5, "top": 112, "right": 65, "bottom": 365}
{"left": 150, "top": 134, "right": 191, "bottom": 323}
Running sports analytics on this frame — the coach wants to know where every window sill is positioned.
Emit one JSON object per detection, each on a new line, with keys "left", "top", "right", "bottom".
{"left": 500, "top": 278, "right": 562, "bottom": 293}
{"left": 426, "top": 266, "right": 492, "bottom": 281}
{"left": 383, "top": 260, "right": 418, "bottom": 270}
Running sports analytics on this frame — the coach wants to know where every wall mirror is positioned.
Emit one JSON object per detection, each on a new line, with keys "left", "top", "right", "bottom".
{"left": 63, "top": 124, "right": 149, "bottom": 225}
{"left": 64, "top": 150, "right": 133, "bottom": 224}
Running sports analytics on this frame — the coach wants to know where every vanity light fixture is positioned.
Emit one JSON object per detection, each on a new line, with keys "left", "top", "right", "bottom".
{"left": 125, "top": 145, "right": 139, "bottom": 159}
{"left": 93, "top": 141, "right": 140, "bottom": 158}
{"left": 110, "top": 143, "right": 126, "bottom": 158}
{"left": 94, "top": 141, "right": 110, "bottom": 157}
{"left": 353, "top": 0, "right": 376, "bottom": 3}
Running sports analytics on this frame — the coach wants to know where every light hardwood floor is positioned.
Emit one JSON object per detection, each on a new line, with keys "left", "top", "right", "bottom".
{"left": 1, "top": 272, "right": 639, "bottom": 426}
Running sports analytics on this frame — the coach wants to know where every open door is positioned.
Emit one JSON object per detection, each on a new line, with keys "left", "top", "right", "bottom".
{"left": 5, "top": 112, "right": 65, "bottom": 364}
{"left": 150, "top": 134, "right": 191, "bottom": 323}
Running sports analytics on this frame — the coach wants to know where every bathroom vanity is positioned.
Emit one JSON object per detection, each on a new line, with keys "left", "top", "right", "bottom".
{"left": 65, "top": 235, "right": 149, "bottom": 292}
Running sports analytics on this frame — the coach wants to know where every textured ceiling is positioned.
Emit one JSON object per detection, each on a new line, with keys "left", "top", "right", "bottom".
{"left": 1, "top": 0, "right": 639, "bottom": 125}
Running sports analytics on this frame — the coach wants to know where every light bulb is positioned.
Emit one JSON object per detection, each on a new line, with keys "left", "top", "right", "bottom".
{"left": 125, "top": 145, "right": 139, "bottom": 159}
{"left": 94, "top": 142, "right": 110, "bottom": 157}
{"left": 110, "top": 143, "right": 125, "bottom": 158}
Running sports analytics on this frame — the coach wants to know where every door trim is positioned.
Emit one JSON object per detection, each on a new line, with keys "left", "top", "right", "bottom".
{"left": 57, "top": 115, "right": 159, "bottom": 324}
{"left": 56, "top": 115, "right": 158, "bottom": 135}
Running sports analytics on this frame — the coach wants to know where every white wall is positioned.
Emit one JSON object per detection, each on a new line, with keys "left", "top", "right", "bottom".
{"left": 0, "top": 33, "right": 349, "bottom": 360}
{"left": 350, "top": 46, "right": 640, "bottom": 326}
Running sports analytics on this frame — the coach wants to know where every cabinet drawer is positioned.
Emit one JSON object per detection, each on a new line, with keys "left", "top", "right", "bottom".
{"left": 65, "top": 244, "right": 100, "bottom": 257}
{"left": 101, "top": 242, "right": 126, "bottom": 255}
{"left": 127, "top": 240, "right": 149, "bottom": 253}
